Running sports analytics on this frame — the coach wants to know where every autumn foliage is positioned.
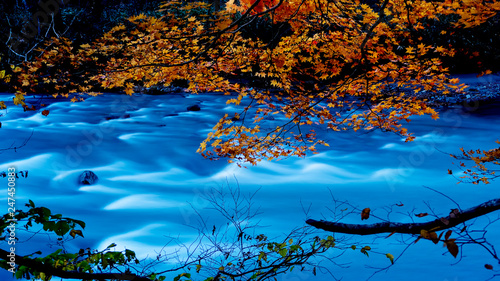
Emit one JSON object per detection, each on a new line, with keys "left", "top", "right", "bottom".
{"left": 451, "top": 140, "right": 500, "bottom": 184}
{"left": 6, "top": 0, "right": 500, "bottom": 164}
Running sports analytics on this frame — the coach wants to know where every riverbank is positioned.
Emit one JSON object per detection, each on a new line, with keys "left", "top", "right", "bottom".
{"left": 418, "top": 73, "right": 500, "bottom": 106}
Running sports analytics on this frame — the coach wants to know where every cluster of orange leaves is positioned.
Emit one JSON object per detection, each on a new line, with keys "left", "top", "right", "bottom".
{"left": 451, "top": 140, "right": 500, "bottom": 184}
{"left": 8, "top": 0, "right": 500, "bottom": 164}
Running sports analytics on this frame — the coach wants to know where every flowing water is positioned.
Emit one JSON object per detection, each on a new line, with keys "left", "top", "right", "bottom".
{"left": 1, "top": 75, "right": 500, "bottom": 280}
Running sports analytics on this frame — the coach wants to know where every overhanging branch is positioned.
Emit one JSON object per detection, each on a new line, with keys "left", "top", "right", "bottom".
{"left": 0, "top": 249, "right": 151, "bottom": 281}
{"left": 306, "top": 198, "right": 500, "bottom": 235}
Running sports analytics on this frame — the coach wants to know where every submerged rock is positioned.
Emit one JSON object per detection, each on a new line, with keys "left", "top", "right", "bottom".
{"left": 79, "top": 170, "right": 98, "bottom": 185}
{"left": 187, "top": 104, "right": 201, "bottom": 111}
{"left": 105, "top": 114, "right": 131, "bottom": 120}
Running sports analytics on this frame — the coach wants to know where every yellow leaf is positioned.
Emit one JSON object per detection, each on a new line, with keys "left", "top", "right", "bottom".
{"left": 360, "top": 246, "right": 371, "bottom": 256}
{"left": 13, "top": 94, "right": 25, "bottom": 106}
{"left": 386, "top": 253, "right": 394, "bottom": 264}
{"left": 125, "top": 87, "right": 134, "bottom": 96}
{"left": 361, "top": 208, "right": 370, "bottom": 220}
{"left": 70, "top": 229, "right": 84, "bottom": 238}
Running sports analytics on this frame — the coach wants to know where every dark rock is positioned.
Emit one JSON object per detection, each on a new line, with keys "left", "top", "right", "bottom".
{"left": 187, "top": 105, "right": 201, "bottom": 111}
{"left": 105, "top": 114, "right": 131, "bottom": 120}
{"left": 105, "top": 115, "right": 119, "bottom": 120}
{"left": 171, "top": 79, "right": 189, "bottom": 88}
{"left": 79, "top": 170, "right": 98, "bottom": 185}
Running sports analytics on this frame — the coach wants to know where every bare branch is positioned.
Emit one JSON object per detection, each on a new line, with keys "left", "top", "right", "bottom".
{"left": 307, "top": 198, "right": 500, "bottom": 235}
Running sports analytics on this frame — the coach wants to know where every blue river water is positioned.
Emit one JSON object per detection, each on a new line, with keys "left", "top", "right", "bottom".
{"left": 0, "top": 75, "right": 499, "bottom": 280}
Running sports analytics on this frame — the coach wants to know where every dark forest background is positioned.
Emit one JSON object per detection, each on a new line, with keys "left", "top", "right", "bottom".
{"left": 0, "top": 0, "right": 499, "bottom": 93}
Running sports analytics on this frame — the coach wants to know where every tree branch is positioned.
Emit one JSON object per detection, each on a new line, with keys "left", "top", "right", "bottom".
{"left": 0, "top": 249, "right": 151, "bottom": 281}
{"left": 306, "top": 198, "right": 500, "bottom": 235}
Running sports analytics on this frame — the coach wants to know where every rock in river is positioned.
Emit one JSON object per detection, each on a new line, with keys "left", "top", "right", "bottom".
{"left": 79, "top": 170, "right": 98, "bottom": 185}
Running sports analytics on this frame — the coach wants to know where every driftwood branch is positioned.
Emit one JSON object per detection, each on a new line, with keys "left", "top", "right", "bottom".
{"left": 0, "top": 249, "right": 151, "bottom": 281}
{"left": 306, "top": 198, "right": 500, "bottom": 235}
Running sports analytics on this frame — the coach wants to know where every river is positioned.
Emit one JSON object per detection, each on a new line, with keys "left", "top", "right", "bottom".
{"left": 1, "top": 74, "right": 500, "bottom": 280}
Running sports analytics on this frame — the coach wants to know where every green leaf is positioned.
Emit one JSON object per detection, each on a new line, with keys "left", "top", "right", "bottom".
{"left": 78, "top": 260, "right": 90, "bottom": 271}
{"left": 42, "top": 221, "right": 55, "bottom": 231}
{"left": 54, "top": 221, "right": 71, "bottom": 236}
{"left": 41, "top": 207, "right": 51, "bottom": 218}
{"left": 15, "top": 269, "right": 24, "bottom": 279}
{"left": 173, "top": 273, "right": 191, "bottom": 281}
{"left": 125, "top": 249, "right": 136, "bottom": 260}
{"left": 279, "top": 248, "right": 288, "bottom": 257}
{"left": 48, "top": 249, "right": 63, "bottom": 258}
{"left": 360, "top": 246, "right": 371, "bottom": 257}
{"left": 258, "top": 252, "right": 267, "bottom": 262}
{"left": 386, "top": 253, "right": 394, "bottom": 264}
{"left": 73, "top": 219, "right": 86, "bottom": 229}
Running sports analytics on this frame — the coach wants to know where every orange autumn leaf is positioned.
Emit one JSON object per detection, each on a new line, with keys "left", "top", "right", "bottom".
{"left": 415, "top": 213, "right": 428, "bottom": 218}
{"left": 41, "top": 110, "right": 50, "bottom": 116}
{"left": 361, "top": 208, "right": 370, "bottom": 220}
{"left": 445, "top": 230, "right": 453, "bottom": 240}
{"left": 8, "top": 0, "right": 500, "bottom": 166}
{"left": 445, "top": 239, "right": 459, "bottom": 258}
